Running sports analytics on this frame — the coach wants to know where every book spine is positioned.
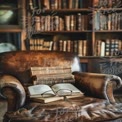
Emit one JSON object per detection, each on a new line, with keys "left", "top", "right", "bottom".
{"left": 77, "top": 13, "right": 82, "bottom": 30}
{"left": 105, "top": 39, "right": 111, "bottom": 56}
{"left": 62, "top": 0, "right": 68, "bottom": 9}
{"left": 29, "top": 0, "right": 33, "bottom": 10}
{"left": 78, "top": 40, "right": 83, "bottom": 56}
{"left": 63, "top": 40, "right": 67, "bottom": 52}
{"left": 70, "top": 15, "right": 76, "bottom": 31}
{"left": 79, "top": 0, "right": 83, "bottom": 8}
{"left": 65, "top": 16, "right": 70, "bottom": 31}
{"left": 96, "top": 40, "right": 101, "bottom": 56}
{"left": 34, "top": 16, "right": 41, "bottom": 31}
{"left": 75, "top": 0, "right": 79, "bottom": 8}
{"left": 32, "top": 0, "right": 38, "bottom": 8}
{"left": 37, "top": 0, "right": 42, "bottom": 9}
{"left": 50, "top": 0, "right": 55, "bottom": 9}
{"left": 44, "top": 0, "right": 50, "bottom": 9}
{"left": 82, "top": 40, "right": 87, "bottom": 56}
{"left": 93, "top": 0, "right": 99, "bottom": 7}
{"left": 101, "top": 41, "right": 105, "bottom": 56}
{"left": 108, "top": 13, "right": 112, "bottom": 30}
{"left": 67, "top": 40, "right": 71, "bottom": 52}
{"left": 94, "top": 11, "right": 100, "bottom": 30}
{"left": 74, "top": 40, "right": 78, "bottom": 54}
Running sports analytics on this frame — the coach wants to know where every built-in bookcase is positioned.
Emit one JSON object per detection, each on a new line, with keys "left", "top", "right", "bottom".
{"left": 26, "top": 0, "right": 122, "bottom": 58}
{"left": 26, "top": 0, "right": 92, "bottom": 57}
{"left": 93, "top": 0, "right": 122, "bottom": 57}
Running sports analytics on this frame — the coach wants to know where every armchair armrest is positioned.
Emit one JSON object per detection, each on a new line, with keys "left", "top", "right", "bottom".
{"left": 73, "top": 72, "right": 122, "bottom": 103}
{"left": 0, "top": 75, "right": 26, "bottom": 111}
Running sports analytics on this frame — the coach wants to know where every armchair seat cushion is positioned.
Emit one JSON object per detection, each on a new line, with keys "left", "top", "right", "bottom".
{"left": 4, "top": 96, "right": 122, "bottom": 122}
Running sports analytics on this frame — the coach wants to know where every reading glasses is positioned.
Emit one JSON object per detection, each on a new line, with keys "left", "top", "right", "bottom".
{"left": 41, "top": 89, "right": 73, "bottom": 98}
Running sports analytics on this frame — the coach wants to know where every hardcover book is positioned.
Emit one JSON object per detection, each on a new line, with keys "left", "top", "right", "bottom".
{"left": 28, "top": 83, "right": 84, "bottom": 103}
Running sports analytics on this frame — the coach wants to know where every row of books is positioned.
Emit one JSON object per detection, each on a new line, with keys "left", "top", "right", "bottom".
{"left": 94, "top": 11, "right": 122, "bottom": 30}
{"left": 28, "top": 38, "right": 88, "bottom": 56}
{"left": 95, "top": 39, "right": 122, "bottom": 56}
{"left": 34, "top": 14, "right": 89, "bottom": 31}
{"left": 93, "top": 0, "right": 122, "bottom": 8}
{"left": 29, "top": 38, "right": 53, "bottom": 50}
{"left": 52, "top": 40, "right": 88, "bottom": 56}
{"left": 29, "top": 0, "right": 89, "bottom": 10}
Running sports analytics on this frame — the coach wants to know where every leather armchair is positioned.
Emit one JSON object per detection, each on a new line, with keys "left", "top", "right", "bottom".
{"left": 0, "top": 51, "right": 122, "bottom": 122}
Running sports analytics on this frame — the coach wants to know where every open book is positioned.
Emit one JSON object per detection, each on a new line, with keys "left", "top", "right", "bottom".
{"left": 28, "top": 83, "right": 84, "bottom": 103}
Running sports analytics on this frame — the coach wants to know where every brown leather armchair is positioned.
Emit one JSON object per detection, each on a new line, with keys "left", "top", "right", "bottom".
{"left": 0, "top": 51, "right": 122, "bottom": 122}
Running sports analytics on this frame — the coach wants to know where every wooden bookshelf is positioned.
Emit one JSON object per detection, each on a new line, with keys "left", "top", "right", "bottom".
{"left": 26, "top": 0, "right": 92, "bottom": 55}
{"left": 0, "top": 0, "right": 26, "bottom": 50}
{"left": 25, "top": 0, "right": 122, "bottom": 58}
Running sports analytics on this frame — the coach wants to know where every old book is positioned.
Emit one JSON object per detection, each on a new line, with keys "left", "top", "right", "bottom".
{"left": 70, "top": 15, "right": 76, "bottom": 31}
{"left": 63, "top": 40, "right": 67, "bottom": 52}
{"left": 58, "top": 0, "right": 62, "bottom": 9}
{"left": 29, "top": 0, "right": 33, "bottom": 10}
{"left": 37, "top": 0, "right": 42, "bottom": 9}
{"left": 30, "top": 96, "right": 64, "bottom": 103}
{"left": 93, "top": 0, "right": 99, "bottom": 7}
{"left": 96, "top": 40, "right": 102, "bottom": 56}
{"left": 108, "top": 14, "right": 112, "bottom": 30}
{"left": 32, "top": 73, "right": 75, "bottom": 84}
{"left": 73, "top": 40, "right": 78, "bottom": 53}
{"left": 31, "top": 93, "right": 83, "bottom": 103}
{"left": 77, "top": 13, "right": 82, "bottom": 30}
{"left": 67, "top": 40, "right": 71, "bottom": 52}
{"left": 100, "top": 41, "right": 105, "bottom": 56}
{"left": 28, "top": 83, "right": 84, "bottom": 103}
{"left": 108, "top": 0, "right": 112, "bottom": 8}
{"left": 78, "top": 40, "right": 83, "bottom": 56}
{"left": 79, "top": 0, "right": 83, "bottom": 8}
{"left": 69, "top": 0, "right": 73, "bottom": 9}
{"left": 105, "top": 39, "right": 111, "bottom": 56}
{"left": 74, "top": 0, "right": 79, "bottom": 8}
{"left": 111, "top": 13, "right": 115, "bottom": 30}
{"left": 49, "top": 0, "right": 55, "bottom": 9}
{"left": 32, "top": 0, "right": 37, "bottom": 8}
{"left": 94, "top": 10, "right": 100, "bottom": 30}
{"left": 44, "top": 0, "right": 50, "bottom": 9}
{"left": 62, "top": 0, "right": 67, "bottom": 9}
{"left": 59, "top": 40, "right": 63, "bottom": 51}
{"left": 30, "top": 66, "right": 72, "bottom": 76}
{"left": 65, "top": 15, "right": 70, "bottom": 31}
{"left": 34, "top": 16, "right": 41, "bottom": 31}
{"left": 82, "top": 40, "right": 87, "bottom": 56}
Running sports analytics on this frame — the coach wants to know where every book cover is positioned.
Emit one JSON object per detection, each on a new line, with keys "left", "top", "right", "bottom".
{"left": 30, "top": 66, "right": 72, "bottom": 76}
{"left": 30, "top": 96, "right": 64, "bottom": 103}
{"left": 79, "top": 0, "right": 83, "bottom": 8}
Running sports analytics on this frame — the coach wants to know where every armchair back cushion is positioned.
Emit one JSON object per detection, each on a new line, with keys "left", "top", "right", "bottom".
{"left": 0, "top": 51, "right": 81, "bottom": 85}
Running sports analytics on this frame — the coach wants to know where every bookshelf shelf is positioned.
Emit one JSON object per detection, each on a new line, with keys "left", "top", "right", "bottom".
{"left": 32, "top": 30, "right": 92, "bottom": 34}
{"left": 94, "top": 30, "right": 122, "bottom": 32}
{"left": 44, "top": 9, "right": 92, "bottom": 12}
{"left": 94, "top": 8, "right": 122, "bottom": 11}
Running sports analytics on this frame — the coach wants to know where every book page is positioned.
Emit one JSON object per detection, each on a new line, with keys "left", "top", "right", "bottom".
{"left": 28, "top": 84, "right": 55, "bottom": 97}
{"left": 51, "top": 83, "right": 83, "bottom": 96}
